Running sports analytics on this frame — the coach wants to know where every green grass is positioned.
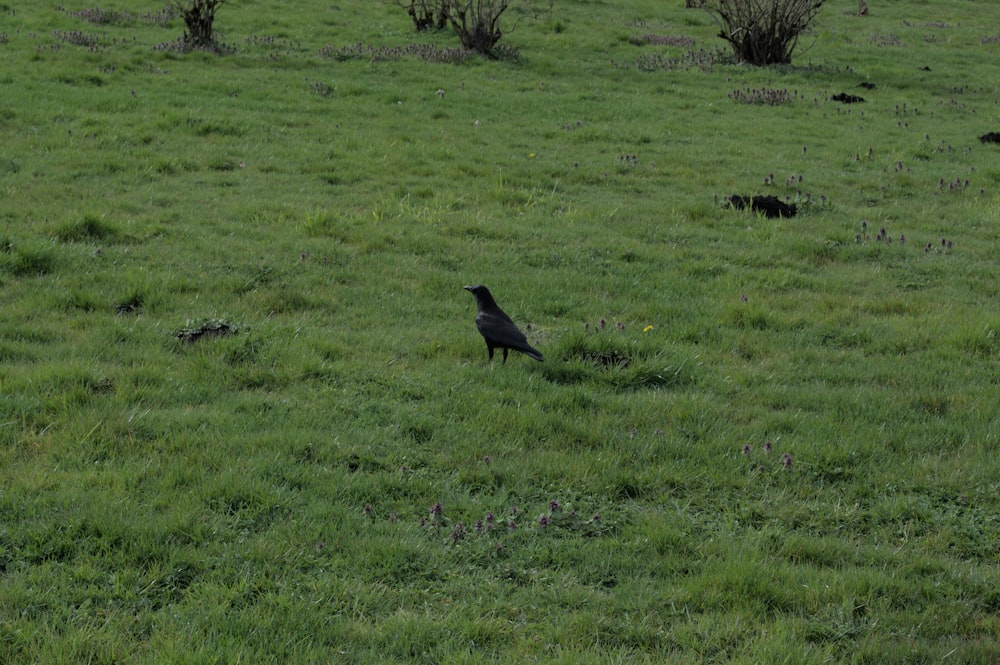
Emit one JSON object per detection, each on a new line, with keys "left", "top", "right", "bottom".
{"left": 2, "top": 0, "right": 999, "bottom": 661}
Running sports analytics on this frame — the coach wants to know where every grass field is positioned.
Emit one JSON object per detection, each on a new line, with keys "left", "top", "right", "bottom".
{"left": 1, "top": 0, "right": 999, "bottom": 662}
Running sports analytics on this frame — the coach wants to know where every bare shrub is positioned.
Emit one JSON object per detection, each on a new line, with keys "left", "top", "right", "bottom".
{"left": 703, "top": 0, "right": 824, "bottom": 66}
{"left": 398, "top": 0, "right": 450, "bottom": 31}
{"left": 446, "top": 0, "right": 511, "bottom": 55}
{"left": 170, "top": 0, "right": 228, "bottom": 50}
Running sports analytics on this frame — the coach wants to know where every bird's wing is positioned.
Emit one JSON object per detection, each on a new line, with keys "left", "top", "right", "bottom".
{"left": 476, "top": 311, "right": 530, "bottom": 348}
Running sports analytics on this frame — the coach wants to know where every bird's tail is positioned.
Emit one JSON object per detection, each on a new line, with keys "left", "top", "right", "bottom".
{"left": 524, "top": 345, "right": 544, "bottom": 362}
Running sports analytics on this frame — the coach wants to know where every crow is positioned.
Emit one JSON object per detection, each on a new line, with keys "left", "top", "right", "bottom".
{"left": 464, "top": 285, "right": 544, "bottom": 363}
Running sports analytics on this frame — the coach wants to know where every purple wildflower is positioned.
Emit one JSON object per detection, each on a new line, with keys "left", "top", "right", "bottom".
{"left": 450, "top": 522, "right": 465, "bottom": 543}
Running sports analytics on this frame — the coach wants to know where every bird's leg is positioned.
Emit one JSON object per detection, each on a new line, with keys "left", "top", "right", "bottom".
{"left": 502, "top": 348, "right": 509, "bottom": 364}
{"left": 487, "top": 345, "right": 494, "bottom": 361}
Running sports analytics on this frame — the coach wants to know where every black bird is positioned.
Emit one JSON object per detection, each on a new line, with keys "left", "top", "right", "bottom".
{"left": 464, "top": 285, "right": 544, "bottom": 363}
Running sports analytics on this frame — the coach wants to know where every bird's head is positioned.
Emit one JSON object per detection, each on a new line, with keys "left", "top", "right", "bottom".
{"left": 464, "top": 284, "right": 495, "bottom": 307}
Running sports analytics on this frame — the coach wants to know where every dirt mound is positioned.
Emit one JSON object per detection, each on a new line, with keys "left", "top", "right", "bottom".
{"left": 726, "top": 195, "right": 797, "bottom": 219}
{"left": 831, "top": 92, "right": 865, "bottom": 104}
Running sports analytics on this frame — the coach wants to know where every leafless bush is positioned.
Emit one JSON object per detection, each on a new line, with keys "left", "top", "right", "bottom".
{"left": 397, "top": 0, "right": 450, "bottom": 31}
{"left": 170, "top": 0, "right": 228, "bottom": 50}
{"left": 446, "top": 0, "right": 511, "bottom": 55}
{"left": 703, "top": 0, "right": 824, "bottom": 66}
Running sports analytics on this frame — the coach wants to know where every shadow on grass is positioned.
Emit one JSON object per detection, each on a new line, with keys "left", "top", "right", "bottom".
{"left": 0, "top": 236, "right": 58, "bottom": 276}
{"left": 55, "top": 214, "right": 123, "bottom": 243}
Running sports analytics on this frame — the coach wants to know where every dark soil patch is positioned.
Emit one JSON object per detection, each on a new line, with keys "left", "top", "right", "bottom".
{"left": 114, "top": 295, "right": 143, "bottom": 315}
{"left": 831, "top": 92, "right": 865, "bottom": 104}
{"left": 726, "top": 195, "right": 797, "bottom": 219}
{"left": 857, "top": 82, "right": 876, "bottom": 90}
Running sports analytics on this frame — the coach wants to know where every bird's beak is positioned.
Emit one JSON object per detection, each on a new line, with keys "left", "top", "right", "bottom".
{"left": 463, "top": 285, "right": 473, "bottom": 292}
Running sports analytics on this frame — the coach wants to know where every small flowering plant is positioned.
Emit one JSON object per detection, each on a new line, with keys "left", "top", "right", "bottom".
{"left": 740, "top": 441, "right": 796, "bottom": 475}
{"left": 415, "top": 497, "right": 614, "bottom": 549}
